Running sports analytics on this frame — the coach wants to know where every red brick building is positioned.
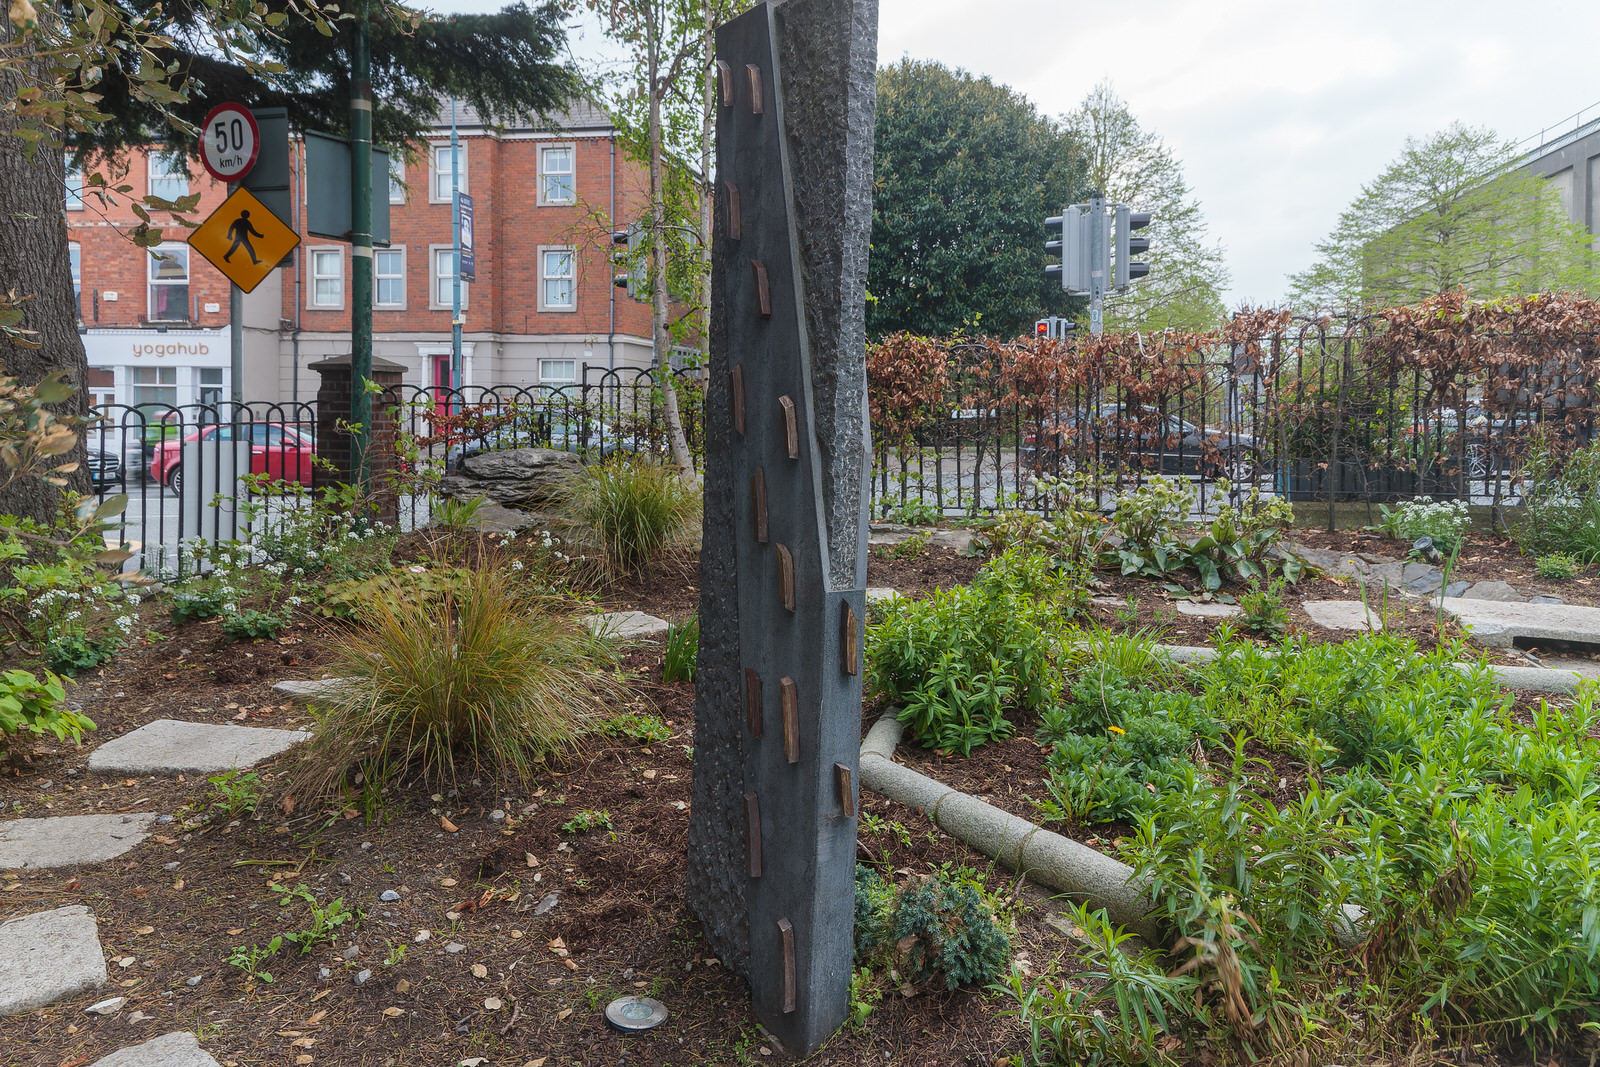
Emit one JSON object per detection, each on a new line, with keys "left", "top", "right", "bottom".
{"left": 68, "top": 99, "right": 661, "bottom": 410}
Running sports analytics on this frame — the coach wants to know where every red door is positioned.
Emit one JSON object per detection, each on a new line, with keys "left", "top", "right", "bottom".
{"left": 433, "top": 354, "right": 453, "bottom": 415}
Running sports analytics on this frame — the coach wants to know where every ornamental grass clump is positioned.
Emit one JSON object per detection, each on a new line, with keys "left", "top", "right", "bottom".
{"left": 560, "top": 455, "right": 698, "bottom": 576}
{"left": 290, "top": 562, "right": 625, "bottom": 798}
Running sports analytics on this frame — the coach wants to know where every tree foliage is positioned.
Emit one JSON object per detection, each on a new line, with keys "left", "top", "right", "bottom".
{"left": 1065, "top": 81, "right": 1229, "bottom": 332}
{"left": 868, "top": 59, "right": 1084, "bottom": 340}
{"left": 1289, "top": 122, "right": 1600, "bottom": 310}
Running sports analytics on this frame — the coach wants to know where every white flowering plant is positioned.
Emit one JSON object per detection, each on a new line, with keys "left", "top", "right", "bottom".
{"left": 1375, "top": 497, "right": 1470, "bottom": 557}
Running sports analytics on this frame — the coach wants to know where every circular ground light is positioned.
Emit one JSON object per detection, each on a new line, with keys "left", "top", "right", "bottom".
{"left": 605, "top": 996, "right": 669, "bottom": 1033}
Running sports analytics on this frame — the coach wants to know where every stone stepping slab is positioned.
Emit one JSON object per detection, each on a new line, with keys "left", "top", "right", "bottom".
{"left": 1302, "top": 600, "right": 1384, "bottom": 632}
{"left": 272, "top": 678, "right": 357, "bottom": 706}
{"left": 87, "top": 719, "right": 310, "bottom": 776}
{"left": 0, "top": 813, "right": 155, "bottom": 870}
{"left": 0, "top": 905, "right": 106, "bottom": 1015}
{"left": 581, "top": 610, "right": 670, "bottom": 640}
{"left": 1175, "top": 601, "right": 1241, "bottom": 619}
{"left": 91, "top": 1032, "right": 222, "bottom": 1067}
{"left": 1437, "top": 598, "right": 1600, "bottom": 650}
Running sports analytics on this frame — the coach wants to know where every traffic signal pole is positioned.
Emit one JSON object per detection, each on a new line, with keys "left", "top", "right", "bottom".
{"left": 350, "top": 1, "right": 374, "bottom": 493}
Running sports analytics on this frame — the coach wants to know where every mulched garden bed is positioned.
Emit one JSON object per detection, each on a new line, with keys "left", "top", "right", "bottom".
{"left": 0, "top": 543, "right": 1073, "bottom": 1067}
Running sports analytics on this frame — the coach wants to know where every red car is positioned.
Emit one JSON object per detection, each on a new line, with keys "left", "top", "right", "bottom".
{"left": 150, "top": 422, "right": 315, "bottom": 494}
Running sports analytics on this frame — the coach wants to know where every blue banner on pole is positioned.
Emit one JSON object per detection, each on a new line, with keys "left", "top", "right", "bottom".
{"left": 458, "top": 192, "right": 476, "bottom": 282}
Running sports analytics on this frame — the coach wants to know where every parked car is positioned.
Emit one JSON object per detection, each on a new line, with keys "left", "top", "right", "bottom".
{"left": 1022, "top": 403, "right": 1258, "bottom": 475}
{"left": 86, "top": 447, "right": 123, "bottom": 490}
{"left": 149, "top": 422, "right": 315, "bottom": 495}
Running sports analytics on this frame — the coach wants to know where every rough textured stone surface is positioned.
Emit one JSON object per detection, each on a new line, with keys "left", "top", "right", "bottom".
{"left": 1175, "top": 601, "right": 1241, "bottom": 618}
{"left": 930, "top": 528, "right": 974, "bottom": 553}
{"left": 1405, "top": 570, "right": 1444, "bottom": 595}
{"left": 581, "top": 611, "right": 670, "bottom": 640}
{"left": 87, "top": 720, "right": 310, "bottom": 775}
{"left": 464, "top": 502, "right": 547, "bottom": 533}
{"left": 437, "top": 447, "right": 578, "bottom": 507}
{"left": 0, "top": 905, "right": 106, "bottom": 1015}
{"left": 90, "top": 1032, "right": 221, "bottom": 1067}
{"left": 1444, "top": 580, "right": 1471, "bottom": 598}
{"left": 1302, "top": 600, "right": 1384, "bottom": 632}
{"left": 1530, "top": 595, "right": 1567, "bottom": 606}
{"left": 1459, "top": 580, "right": 1527, "bottom": 603}
{"left": 1438, "top": 598, "right": 1600, "bottom": 648}
{"left": 688, "top": 0, "right": 878, "bottom": 1053}
{"left": 0, "top": 814, "right": 154, "bottom": 870}
{"left": 864, "top": 586, "right": 900, "bottom": 603}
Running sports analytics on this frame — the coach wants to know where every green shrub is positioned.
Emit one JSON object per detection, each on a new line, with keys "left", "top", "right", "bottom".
{"left": 1513, "top": 436, "right": 1600, "bottom": 565}
{"left": 663, "top": 616, "right": 698, "bottom": 682}
{"left": 1375, "top": 496, "right": 1469, "bottom": 556}
{"left": 220, "top": 608, "right": 287, "bottom": 641}
{"left": 878, "top": 498, "right": 941, "bottom": 526}
{"left": 852, "top": 865, "right": 1010, "bottom": 990}
{"left": 1535, "top": 553, "right": 1581, "bottom": 579}
{"left": 561, "top": 809, "right": 613, "bottom": 834}
{"left": 1238, "top": 577, "right": 1289, "bottom": 639}
{"left": 560, "top": 455, "right": 698, "bottom": 575}
{"left": 206, "top": 770, "right": 265, "bottom": 816}
{"left": 289, "top": 563, "right": 626, "bottom": 797}
{"left": 318, "top": 563, "right": 473, "bottom": 621}
{"left": 0, "top": 668, "right": 93, "bottom": 758}
{"left": 867, "top": 557, "right": 1071, "bottom": 754}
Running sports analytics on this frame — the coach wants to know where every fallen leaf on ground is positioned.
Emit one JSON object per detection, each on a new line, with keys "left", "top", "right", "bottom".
{"left": 524, "top": 1060, "right": 547, "bottom": 1067}
{"left": 471, "top": 964, "right": 488, "bottom": 979}
{"left": 440, "top": 878, "right": 458, "bottom": 888}
{"left": 484, "top": 997, "right": 503, "bottom": 1010}
{"left": 396, "top": 979, "right": 410, "bottom": 994}
{"left": 382, "top": 1007, "right": 403, "bottom": 1018}
{"left": 226, "top": 928, "right": 243, "bottom": 936}
{"left": 525, "top": 853, "right": 538, "bottom": 867}
{"left": 440, "top": 817, "right": 459, "bottom": 833}
{"left": 134, "top": 926, "right": 154, "bottom": 935}
{"left": 556, "top": 1008, "right": 573, "bottom": 1021}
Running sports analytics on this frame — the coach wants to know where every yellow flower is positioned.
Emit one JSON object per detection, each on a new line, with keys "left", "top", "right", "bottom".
{"left": 1108, "top": 725, "right": 1126, "bottom": 736}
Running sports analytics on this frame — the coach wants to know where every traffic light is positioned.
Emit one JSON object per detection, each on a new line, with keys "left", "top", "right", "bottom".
{"left": 1045, "top": 205, "right": 1095, "bottom": 294}
{"left": 1114, "top": 206, "right": 1151, "bottom": 290}
{"left": 1034, "top": 316, "right": 1075, "bottom": 339}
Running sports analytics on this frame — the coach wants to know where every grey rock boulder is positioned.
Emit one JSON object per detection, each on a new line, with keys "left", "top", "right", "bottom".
{"left": 440, "top": 448, "right": 579, "bottom": 507}
{"left": 1459, "top": 581, "right": 1527, "bottom": 603}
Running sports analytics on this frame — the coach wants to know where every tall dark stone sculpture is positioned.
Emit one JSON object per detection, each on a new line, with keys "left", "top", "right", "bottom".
{"left": 687, "top": 0, "right": 878, "bottom": 1054}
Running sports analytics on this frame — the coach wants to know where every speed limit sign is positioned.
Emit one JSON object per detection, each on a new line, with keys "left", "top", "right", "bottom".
{"left": 199, "top": 103, "right": 260, "bottom": 183}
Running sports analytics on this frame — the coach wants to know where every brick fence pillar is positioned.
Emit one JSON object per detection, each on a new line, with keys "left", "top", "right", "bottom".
{"left": 309, "top": 354, "right": 406, "bottom": 526}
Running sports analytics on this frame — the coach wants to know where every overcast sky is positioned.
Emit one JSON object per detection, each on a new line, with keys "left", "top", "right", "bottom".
{"left": 433, "top": 0, "right": 1600, "bottom": 308}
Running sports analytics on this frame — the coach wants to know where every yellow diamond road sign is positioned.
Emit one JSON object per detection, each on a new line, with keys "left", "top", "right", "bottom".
{"left": 189, "top": 188, "right": 301, "bottom": 293}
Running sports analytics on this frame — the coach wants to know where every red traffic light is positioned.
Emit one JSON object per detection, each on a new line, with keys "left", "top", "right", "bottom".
{"left": 1035, "top": 320, "right": 1049, "bottom": 336}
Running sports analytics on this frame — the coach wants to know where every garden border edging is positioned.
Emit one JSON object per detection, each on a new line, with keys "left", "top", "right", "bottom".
{"left": 858, "top": 712, "right": 1162, "bottom": 942}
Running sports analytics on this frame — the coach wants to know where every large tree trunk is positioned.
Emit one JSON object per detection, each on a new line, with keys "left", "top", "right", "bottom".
{"left": 0, "top": 15, "right": 91, "bottom": 522}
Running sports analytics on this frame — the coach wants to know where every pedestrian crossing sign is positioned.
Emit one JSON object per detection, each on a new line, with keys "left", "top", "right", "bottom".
{"left": 188, "top": 187, "right": 301, "bottom": 293}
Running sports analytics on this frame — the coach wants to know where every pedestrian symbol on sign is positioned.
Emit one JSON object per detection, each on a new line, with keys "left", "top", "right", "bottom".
{"left": 188, "top": 187, "right": 301, "bottom": 293}
{"left": 224, "top": 210, "right": 265, "bottom": 265}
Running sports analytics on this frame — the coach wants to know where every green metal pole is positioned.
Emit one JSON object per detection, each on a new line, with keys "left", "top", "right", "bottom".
{"left": 350, "top": 2, "right": 374, "bottom": 493}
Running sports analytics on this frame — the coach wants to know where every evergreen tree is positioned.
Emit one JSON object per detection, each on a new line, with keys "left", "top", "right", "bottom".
{"left": 867, "top": 59, "right": 1084, "bottom": 340}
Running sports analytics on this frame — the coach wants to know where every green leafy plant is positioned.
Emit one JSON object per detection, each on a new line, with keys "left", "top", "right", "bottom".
{"left": 853, "top": 865, "right": 1011, "bottom": 990}
{"left": 1513, "top": 435, "right": 1600, "bottom": 565}
{"left": 226, "top": 936, "right": 282, "bottom": 984}
{"left": 289, "top": 561, "right": 626, "bottom": 797}
{"left": 868, "top": 566, "right": 1069, "bottom": 754}
{"left": 206, "top": 770, "right": 265, "bottom": 817}
{"left": 561, "top": 809, "right": 613, "bottom": 834}
{"left": 878, "top": 498, "right": 941, "bottom": 527}
{"left": 220, "top": 607, "right": 287, "bottom": 641}
{"left": 596, "top": 711, "right": 672, "bottom": 744}
{"left": 999, "top": 903, "right": 1197, "bottom": 1066}
{"left": 1375, "top": 496, "right": 1469, "bottom": 557}
{"left": 382, "top": 940, "right": 407, "bottom": 967}
{"left": 279, "top": 889, "right": 356, "bottom": 955}
{"left": 663, "top": 616, "right": 698, "bottom": 683}
{"left": 0, "top": 667, "right": 93, "bottom": 759}
{"left": 318, "top": 563, "right": 474, "bottom": 622}
{"left": 1536, "top": 553, "right": 1582, "bottom": 579}
{"left": 559, "top": 455, "right": 698, "bottom": 575}
{"left": 1238, "top": 577, "right": 1289, "bottom": 639}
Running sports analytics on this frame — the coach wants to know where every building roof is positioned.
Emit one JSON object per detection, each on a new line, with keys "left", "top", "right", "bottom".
{"left": 430, "top": 96, "right": 615, "bottom": 136}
